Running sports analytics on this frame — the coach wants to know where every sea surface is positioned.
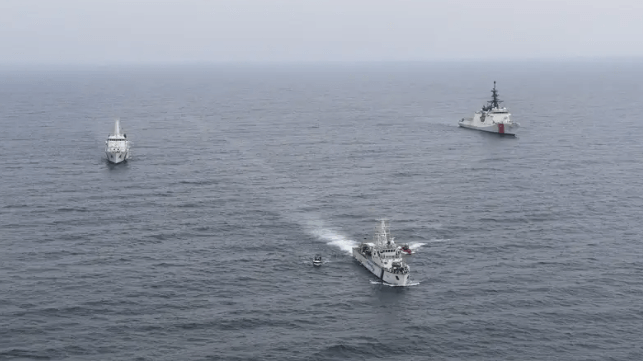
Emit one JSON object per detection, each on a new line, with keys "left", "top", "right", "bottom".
{"left": 1, "top": 61, "right": 642, "bottom": 360}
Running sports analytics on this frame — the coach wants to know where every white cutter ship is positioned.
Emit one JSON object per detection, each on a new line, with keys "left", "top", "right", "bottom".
{"left": 352, "top": 220, "right": 410, "bottom": 286}
{"left": 105, "top": 118, "right": 130, "bottom": 164}
{"left": 458, "top": 81, "right": 518, "bottom": 136}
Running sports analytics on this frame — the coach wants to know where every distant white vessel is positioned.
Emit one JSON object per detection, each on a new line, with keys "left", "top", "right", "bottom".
{"left": 352, "top": 220, "right": 410, "bottom": 286}
{"left": 313, "top": 255, "right": 323, "bottom": 266}
{"left": 459, "top": 81, "right": 519, "bottom": 136}
{"left": 105, "top": 119, "right": 130, "bottom": 164}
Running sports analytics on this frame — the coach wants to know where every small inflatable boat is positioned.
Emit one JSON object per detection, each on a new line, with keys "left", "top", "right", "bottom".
{"left": 400, "top": 244, "right": 412, "bottom": 255}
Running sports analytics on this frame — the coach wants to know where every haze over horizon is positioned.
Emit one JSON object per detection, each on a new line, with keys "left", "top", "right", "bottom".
{"left": 1, "top": 0, "right": 642, "bottom": 65}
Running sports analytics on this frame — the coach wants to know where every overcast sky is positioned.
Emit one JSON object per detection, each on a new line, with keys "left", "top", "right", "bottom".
{"left": 0, "top": 0, "right": 641, "bottom": 64}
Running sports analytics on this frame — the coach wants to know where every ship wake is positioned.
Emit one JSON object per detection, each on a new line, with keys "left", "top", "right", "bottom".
{"left": 406, "top": 238, "right": 450, "bottom": 253}
{"left": 305, "top": 220, "right": 356, "bottom": 255}
{"left": 407, "top": 242, "right": 426, "bottom": 252}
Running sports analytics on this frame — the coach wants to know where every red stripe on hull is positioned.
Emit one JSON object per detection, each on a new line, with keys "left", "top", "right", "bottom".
{"left": 498, "top": 124, "right": 505, "bottom": 134}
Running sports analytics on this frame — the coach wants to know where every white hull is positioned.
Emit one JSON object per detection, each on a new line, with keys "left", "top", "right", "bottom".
{"left": 106, "top": 151, "right": 128, "bottom": 164}
{"left": 458, "top": 121, "right": 517, "bottom": 136}
{"left": 105, "top": 119, "right": 130, "bottom": 164}
{"left": 459, "top": 82, "right": 518, "bottom": 136}
{"left": 352, "top": 247, "right": 409, "bottom": 286}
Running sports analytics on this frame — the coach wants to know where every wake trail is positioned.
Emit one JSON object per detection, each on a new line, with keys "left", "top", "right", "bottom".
{"left": 304, "top": 219, "right": 357, "bottom": 255}
{"left": 407, "top": 238, "right": 450, "bottom": 253}
{"left": 187, "top": 117, "right": 358, "bottom": 255}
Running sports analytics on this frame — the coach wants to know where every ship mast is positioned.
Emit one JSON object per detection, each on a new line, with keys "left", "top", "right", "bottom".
{"left": 486, "top": 81, "right": 502, "bottom": 110}
{"left": 113, "top": 118, "right": 121, "bottom": 136}
{"left": 374, "top": 219, "right": 391, "bottom": 246}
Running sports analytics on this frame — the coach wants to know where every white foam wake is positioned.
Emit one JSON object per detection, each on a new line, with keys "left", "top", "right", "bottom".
{"left": 306, "top": 221, "right": 357, "bottom": 255}
{"left": 408, "top": 242, "right": 427, "bottom": 251}
{"left": 427, "top": 238, "right": 449, "bottom": 243}
{"left": 407, "top": 238, "right": 449, "bottom": 253}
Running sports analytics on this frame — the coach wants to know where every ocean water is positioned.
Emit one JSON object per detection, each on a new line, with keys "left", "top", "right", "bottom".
{"left": 1, "top": 61, "right": 642, "bottom": 360}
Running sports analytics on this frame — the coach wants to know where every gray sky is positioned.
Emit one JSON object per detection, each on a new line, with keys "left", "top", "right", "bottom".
{"left": 1, "top": 0, "right": 641, "bottom": 64}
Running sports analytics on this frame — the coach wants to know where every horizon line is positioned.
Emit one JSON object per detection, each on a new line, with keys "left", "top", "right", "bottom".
{"left": 0, "top": 56, "right": 641, "bottom": 68}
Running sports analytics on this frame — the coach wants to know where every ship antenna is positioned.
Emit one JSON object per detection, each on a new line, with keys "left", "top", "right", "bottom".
{"left": 487, "top": 81, "right": 502, "bottom": 109}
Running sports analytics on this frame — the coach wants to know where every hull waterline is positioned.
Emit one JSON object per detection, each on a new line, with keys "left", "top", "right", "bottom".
{"left": 459, "top": 122, "right": 517, "bottom": 136}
